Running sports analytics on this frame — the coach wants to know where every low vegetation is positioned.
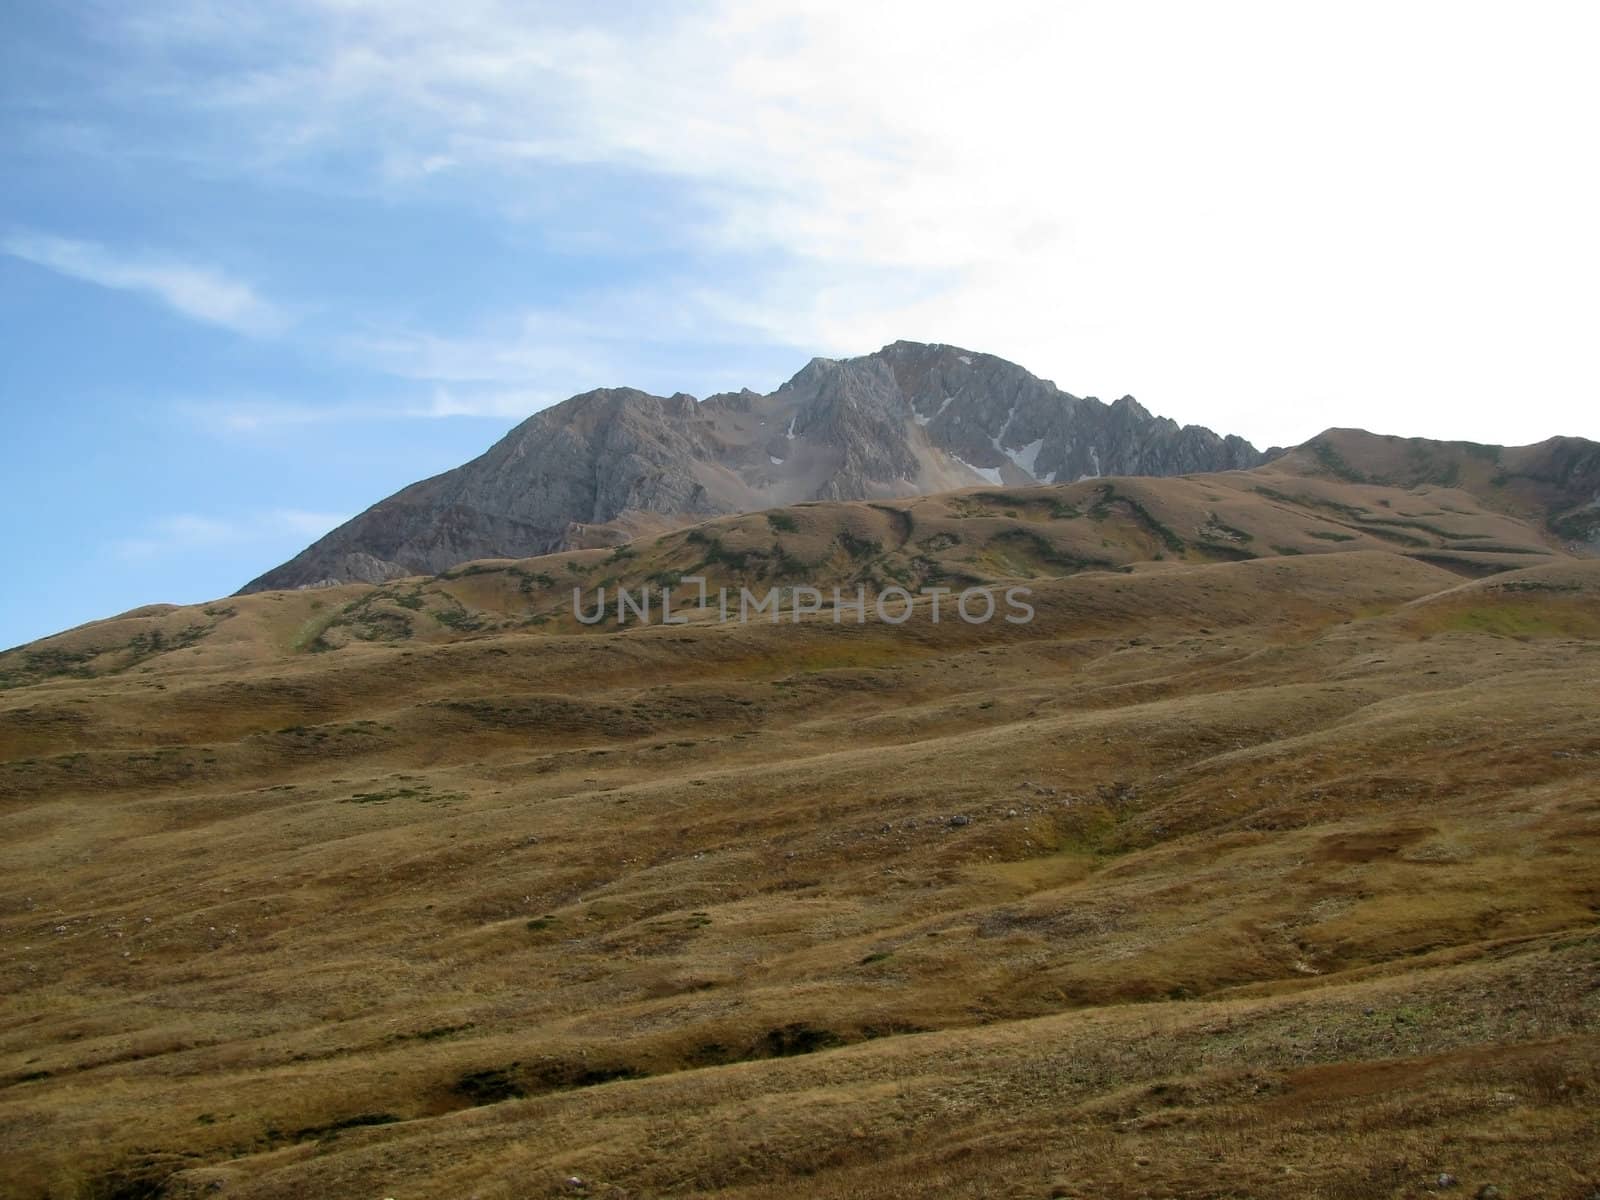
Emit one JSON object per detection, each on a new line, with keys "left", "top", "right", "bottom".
{"left": 0, "top": 467, "right": 1595, "bottom": 1198}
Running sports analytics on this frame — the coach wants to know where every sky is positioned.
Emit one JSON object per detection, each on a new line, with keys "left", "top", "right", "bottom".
{"left": 2, "top": 1, "right": 1598, "bottom": 650}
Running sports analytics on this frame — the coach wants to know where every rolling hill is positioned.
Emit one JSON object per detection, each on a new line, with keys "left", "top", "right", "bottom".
{"left": 2, "top": 462, "right": 1597, "bottom": 1198}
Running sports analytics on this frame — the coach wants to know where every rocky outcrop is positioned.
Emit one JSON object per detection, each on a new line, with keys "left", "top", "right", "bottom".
{"left": 240, "top": 341, "right": 1267, "bottom": 592}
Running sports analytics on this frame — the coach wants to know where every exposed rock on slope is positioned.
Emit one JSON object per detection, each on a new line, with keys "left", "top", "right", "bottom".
{"left": 240, "top": 341, "right": 1264, "bottom": 592}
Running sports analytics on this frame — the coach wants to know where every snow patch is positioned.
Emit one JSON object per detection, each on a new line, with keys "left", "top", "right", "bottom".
{"left": 914, "top": 396, "right": 955, "bottom": 427}
{"left": 985, "top": 405, "right": 1046, "bottom": 478}
{"left": 954, "top": 455, "right": 1004, "bottom": 486}
{"left": 989, "top": 408, "right": 1049, "bottom": 477}
{"left": 785, "top": 416, "right": 796, "bottom": 439}
{"left": 994, "top": 405, "right": 1017, "bottom": 444}
{"left": 958, "top": 354, "right": 972, "bottom": 365}
{"left": 1006, "top": 438, "right": 1046, "bottom": 476}
{"left": 769, "top": 455, "right": 785, "bottom": 466}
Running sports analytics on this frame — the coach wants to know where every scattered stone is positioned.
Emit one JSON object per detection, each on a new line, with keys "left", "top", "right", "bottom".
{"left": 1437, "top": 1174, "right": 1458, "bottom": 1189}
{"left": 1475, "top": 1186, "right": 1502, "bottom": 1199}
{"left": 948, "top": 814, "right": 971, "bottom": 827}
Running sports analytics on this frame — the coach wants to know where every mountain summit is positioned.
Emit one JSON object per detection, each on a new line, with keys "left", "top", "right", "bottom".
{"left": 240, "top": 341, "right": 1263, "bottom": 591}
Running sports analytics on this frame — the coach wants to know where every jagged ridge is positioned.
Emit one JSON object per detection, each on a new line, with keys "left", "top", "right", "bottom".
{"left": 240, "top": 341, "right": 1264, "bottom": 592}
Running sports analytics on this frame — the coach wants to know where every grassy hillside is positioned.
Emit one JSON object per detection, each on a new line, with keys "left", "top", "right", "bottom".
{"left": 1, "top": 464, "right": 1571, "bottom": 687}
{"left": 0, "top": 471, "right": 1596, "bottom": 1199}
{"left": 1280, "top": 429, "right": 1600, "bottom": 551}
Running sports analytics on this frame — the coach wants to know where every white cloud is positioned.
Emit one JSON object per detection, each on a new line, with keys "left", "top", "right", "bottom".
{"left": 113, "top": 509, "right": 347, "bottom": 561}
{"left": 180, "top": 400, "right": 339, "bottom": 435}
{"left": 347, "top": 323, "right": 608, "bottom": 386}
{"left": 412, "top": 387, "right": 549, "bottom": 419}
{"left": 102, "top": 1, "right": 1600, "bottom": 446}
{"left": 2, "top": 231, "right": 287, "bottom": 337}
{"left": 176, "top": 386, "right": 547, "bottom": 435}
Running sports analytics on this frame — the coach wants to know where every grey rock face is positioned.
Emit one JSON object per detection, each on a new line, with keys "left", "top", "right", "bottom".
{"left": 240, "top": 341, "right": 1266, "bottom": 592}
{"left": 885, "top": 345, "right": 1261, "bottom": 484}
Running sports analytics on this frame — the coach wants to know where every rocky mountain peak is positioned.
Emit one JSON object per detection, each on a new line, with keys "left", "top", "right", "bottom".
{"left": 239, "top": 341, "right": 1267, "bottom": 592}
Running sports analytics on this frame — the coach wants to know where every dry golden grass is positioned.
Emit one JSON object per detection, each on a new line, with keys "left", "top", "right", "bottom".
{"left": 0, "top": 471, "right": 1596, "bottom": 1199}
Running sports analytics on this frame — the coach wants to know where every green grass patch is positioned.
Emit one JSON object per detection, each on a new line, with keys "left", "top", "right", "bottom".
{"left": 1420, "top": 601, "right": 1600, "bottom": 639}
{"left": 433, "top": 607, "right": 486, "bottom": 632}
{"left": 1312, "top": 440, "right": 1368, "bottom": 483}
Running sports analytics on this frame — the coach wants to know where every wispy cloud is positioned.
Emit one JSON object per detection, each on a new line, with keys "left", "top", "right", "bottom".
{"left": 412, "top": 387, "right": 552, "bottom": 419}
{"left": 2, "top": 231, "right": 287, "bottom": 337}
{"left": 337, "top": 281, "right": 787, "bottom": 400}
{"left": 113, "top": 509, "right": 346, "bottom": 561}
{"left": 176, "top": 386, "right": 548, "bottom": 436}
{"left": 346, "top": 324, "right": 608, "bottom": 386}
{"left": 50, "top": 1, "right": 1600, "bottom": 445}
{"left": 179, "top": 400, "right": 341, "bottom": 436}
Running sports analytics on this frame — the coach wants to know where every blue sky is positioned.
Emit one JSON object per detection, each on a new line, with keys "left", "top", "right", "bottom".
{"left": 3, "top": 1, "right": 1597, "bottom": 650}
